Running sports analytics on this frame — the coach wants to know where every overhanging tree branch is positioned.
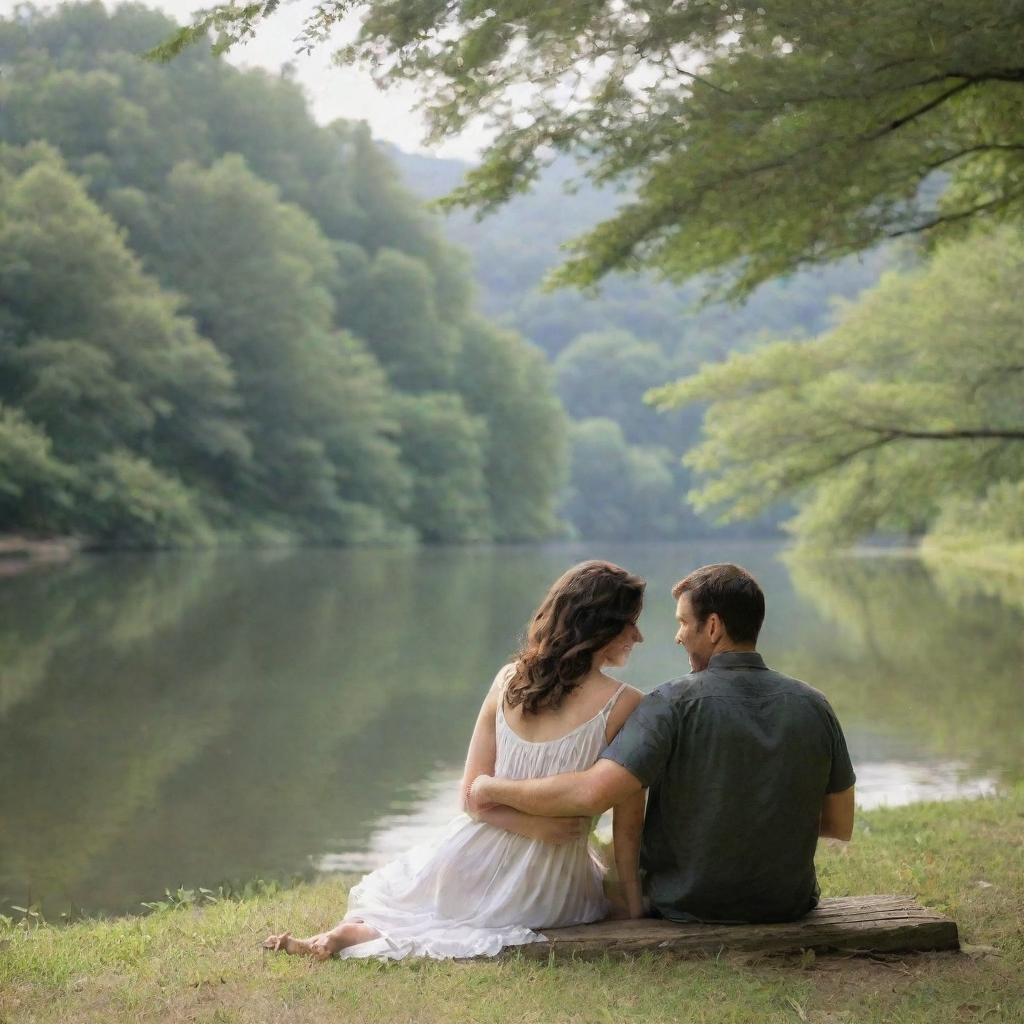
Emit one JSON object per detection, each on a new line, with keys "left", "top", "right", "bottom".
{"left": 886, "top": 188, "right": 1024, "bottom": 238}
{"left": 923, "top": 144, "right": 1024, "bottom": 173}
{"left": 864, "top": 79, "right": 976, "bottom": 142}
{"left": 846, "top": 424, "right": 1024, "bottom": 441}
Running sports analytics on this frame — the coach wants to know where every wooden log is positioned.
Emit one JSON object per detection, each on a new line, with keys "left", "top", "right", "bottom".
{"left": 516, "top": 895, "right": 959, "bottom": 961}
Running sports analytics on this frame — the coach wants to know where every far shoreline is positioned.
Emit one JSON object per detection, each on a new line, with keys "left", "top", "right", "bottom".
{"left": 0, "top": 535, "right": 80, "bottom": 575}
{"left": 3, "top": 534, "right": 1021, "bottom": 583}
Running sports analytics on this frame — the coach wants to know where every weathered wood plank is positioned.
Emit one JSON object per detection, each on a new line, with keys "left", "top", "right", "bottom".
{"left": 516, "top": 895, "right": 959, "bottom": 961}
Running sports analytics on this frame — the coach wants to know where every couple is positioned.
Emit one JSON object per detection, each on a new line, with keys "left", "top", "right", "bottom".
{"left": 264, "top": 560, "right": 856, "bottom": 960}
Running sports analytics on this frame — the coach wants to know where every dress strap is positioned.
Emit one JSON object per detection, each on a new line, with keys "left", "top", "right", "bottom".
{"left": 495, "top": 662, "right": 518, "bottom": 720}
{"left": 602, "top": 682, "right": 628, "bottom": 717}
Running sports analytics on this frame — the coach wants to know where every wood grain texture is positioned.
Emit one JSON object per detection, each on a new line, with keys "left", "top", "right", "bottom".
{"left": 515, "top": 895, "right": 959, "bottom": 961}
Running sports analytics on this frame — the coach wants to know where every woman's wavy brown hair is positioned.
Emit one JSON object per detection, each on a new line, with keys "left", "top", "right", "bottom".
{"left": 506, "top": 560, "right": 645, "bottom": 715}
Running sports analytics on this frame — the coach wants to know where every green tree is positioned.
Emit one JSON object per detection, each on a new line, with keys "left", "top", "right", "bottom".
{"left": 0, "top": 148, "right": 248, "bottom": 474}
{"left": 394, "top": 393, "right": 492, "bottom": 543}
{"left": 81, "top": 450, "right": 214, "bottom": 547}
{"left": 328, "top": 123, "right": 472, "bottom": 320}
{"left": 455, "top": 317, "right": 567, "bottom": 541}
{"left": 159, "top": 0, "right": 1024, "bottom": 300}
{"left": 563, "top": 418, "right": 685, "bottom": 540}
{"left": 651, "top": 226, "right": 1024, "bottom": 545}
{"left": 137, "top": 154, "right": 411, "bottom": 540}
{"left": 12, "top": 339, "right": 154, "bottom": 460}
{"left": 0, "top": 145, "right": 248, "bottom": 541}
{"left": 0, "top": 405, "right": 77, "bottom": 534}
{"left": 339, "top": 247, "right": 460, "bottom": 392}
{"left": 0, "top": 4, "right": 572, "bottom": 547}
{"left": 554, "top": 329, "right": 673, "bottom": 445}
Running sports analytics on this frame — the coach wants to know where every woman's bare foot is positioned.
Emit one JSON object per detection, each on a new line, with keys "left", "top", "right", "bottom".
{"left": 307, "top": 921, "right": 381, "bottom": 958}
{"left": 261, "top": 931, "right": 329, "bottom": 959}
{"left": 262, "top": 921, "right": 380, "bottom": 960}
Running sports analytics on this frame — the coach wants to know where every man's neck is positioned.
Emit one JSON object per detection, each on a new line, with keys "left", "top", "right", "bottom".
{"left": 711, "top": 643, "right": 757, "bottom": 657}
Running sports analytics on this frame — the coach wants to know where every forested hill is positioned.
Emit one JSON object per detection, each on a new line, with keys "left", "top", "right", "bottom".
{"left": 390, "top": 147, "right": 894, "bottom": 360}
{"left": 0, "top": 3, "right": 908, "bottom": 549}
{"left": 0, "top": 2, "right": 565, "bottom": 548}
{"left": 391, "top": 147, "right": 896, "bottom": 539}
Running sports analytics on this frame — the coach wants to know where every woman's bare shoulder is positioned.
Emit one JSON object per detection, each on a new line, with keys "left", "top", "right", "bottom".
{"left": 621, "top": 683, "right": 645, "bottom": 703}
{"left": 594, "top": 673, "right": 643, "bottom": 701}
{"left": 605, "top": 684, "right": 646, "bottom": 741}
{"left": 486, "top": 661, "right": 518, "bottom": 698}
{"left": 615, "top": 684, "right": 645, "bottom": 714}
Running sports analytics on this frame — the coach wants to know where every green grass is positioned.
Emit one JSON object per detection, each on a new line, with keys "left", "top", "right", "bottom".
{"left": 2, "top": 788, "right": 1022, "bottom": 1024}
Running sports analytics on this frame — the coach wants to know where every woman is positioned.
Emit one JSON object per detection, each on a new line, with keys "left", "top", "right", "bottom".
{"left": 263, "top": 560, "right": 647, "bottom": 960}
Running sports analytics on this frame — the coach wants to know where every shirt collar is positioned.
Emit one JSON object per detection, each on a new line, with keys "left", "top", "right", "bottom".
{"left": 708, "top": 651, "right": 767, "bottom": 670}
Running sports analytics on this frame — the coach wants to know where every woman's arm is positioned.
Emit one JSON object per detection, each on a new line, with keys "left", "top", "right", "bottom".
{"left": 460, "top": 665, "right": 589, "bottom": 845}
{"left": 458, "top": 665, "right": 506, "bottom": 812}
{"left": 480, "top": 805, "right": 590, "bottom": 844}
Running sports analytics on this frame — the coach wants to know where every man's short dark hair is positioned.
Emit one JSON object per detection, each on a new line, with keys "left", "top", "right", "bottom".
{"left": 671, "top": 564, "right": 765, "bottom": 645}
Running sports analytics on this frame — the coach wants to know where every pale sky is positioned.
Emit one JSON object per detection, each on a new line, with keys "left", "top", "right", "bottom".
{"left": 4, "top": 0, "right": 487, "bottom": 160}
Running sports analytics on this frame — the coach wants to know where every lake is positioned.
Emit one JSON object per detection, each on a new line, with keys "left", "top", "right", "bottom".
{"left": 1, "top": 542, "right": 1020, "bottom": 920}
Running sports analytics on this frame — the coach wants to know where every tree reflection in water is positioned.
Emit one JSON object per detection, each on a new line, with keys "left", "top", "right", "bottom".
{"left": 783, "top": 552, "right": 1023, "bottom": 784}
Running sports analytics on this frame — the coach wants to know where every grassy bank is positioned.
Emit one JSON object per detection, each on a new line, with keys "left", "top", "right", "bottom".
{"left": 2, "top": 788, "right": 1021, "bottom": 1024}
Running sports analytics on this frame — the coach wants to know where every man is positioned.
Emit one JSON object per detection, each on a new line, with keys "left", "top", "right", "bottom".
{"left": 470, "top": 563, "right": 856, "bottom": 923}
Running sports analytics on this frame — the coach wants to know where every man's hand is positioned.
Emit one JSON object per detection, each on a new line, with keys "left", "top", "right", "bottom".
{"left": 467, "top": 774, "right": 497, "bottom": 818}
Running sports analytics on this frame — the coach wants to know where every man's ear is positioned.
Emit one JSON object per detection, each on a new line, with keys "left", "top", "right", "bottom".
{"left": 706, "top": 612, "right": 725, "bottom": 643}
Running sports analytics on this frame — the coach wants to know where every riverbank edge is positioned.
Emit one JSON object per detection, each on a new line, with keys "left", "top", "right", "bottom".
{"left": 782, "top": 537, "right": 1024, "bottom": 575}
{"left": 5, "top": 533, "right": 1023, "bottom": 582}
{"left": 919, "top": 539, "right": 1024, "bottom": 577}
{"left": 0, "top": 534, "right": 80, "bottom": 565}
{"left": 2, "top": 787, "right": 1021, "bottom": 1024}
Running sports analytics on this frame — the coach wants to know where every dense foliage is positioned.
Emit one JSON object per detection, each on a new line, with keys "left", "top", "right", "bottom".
{"left": 370, "top": 7, "right": 1023, "bottom": 552}
{"left": 652, "top": 227, "right": 1024, "bottom": 547}
{"left": 394, "top": 150, "right": 893, "bottom": 359}
{"left": 160, "top": 0, "right": 1024, "bottom": 301}
{"left": 394, "top": 149, "right": 893, "bottom": 539}
{"left": 0, "top": 3, "right": 566, "bottom": 547}
{"left": 9, "top": 2, "right": 1020, "bottom": 550}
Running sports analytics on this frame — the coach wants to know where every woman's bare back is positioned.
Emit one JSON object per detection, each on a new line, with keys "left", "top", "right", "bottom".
{"left": 501, "top": 666, "right": 641, "bottom": 745}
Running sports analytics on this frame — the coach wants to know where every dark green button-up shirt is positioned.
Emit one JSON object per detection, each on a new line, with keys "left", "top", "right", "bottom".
{"left": 602, "top": 651, "right": 856, "bottom": 923}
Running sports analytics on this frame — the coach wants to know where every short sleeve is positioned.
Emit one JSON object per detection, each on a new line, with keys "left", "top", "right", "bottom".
{"left": 600, "top": 688, "right": 676, "bottom": 788}
{"left": 823, "top": 702, "right": 856, "bottom": 793}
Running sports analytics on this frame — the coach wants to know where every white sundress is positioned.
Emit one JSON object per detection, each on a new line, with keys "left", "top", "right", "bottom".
{"left": 337, "top": 671, "right": 627, "bottom": 960}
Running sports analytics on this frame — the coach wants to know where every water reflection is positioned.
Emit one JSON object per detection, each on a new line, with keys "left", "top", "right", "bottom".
{"left": 852, "top": 761, "right": 997, "bottom": 808}
{"left": 0, "top": 544, "right": 1019, "bottom": 918}
{"left": 318, "top": 770, "right": 465, "bottom": 873}
{"left": 782, "top": 553, "right": 1024, "bottom": 783}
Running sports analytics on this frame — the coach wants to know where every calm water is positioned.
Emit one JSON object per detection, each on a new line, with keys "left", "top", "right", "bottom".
{"left": 1, "top": 542, "right": 1021, "bottom": 919}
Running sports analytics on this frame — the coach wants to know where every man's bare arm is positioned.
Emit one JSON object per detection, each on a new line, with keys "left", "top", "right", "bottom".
{"left": 819, "top": 785, "right": 855, "bottom": 840}
{"left": 472, "top": 758, "right": 642, "bottom": 818}
{"left": 612, "top": 788, "right": 646, "bottom": 918}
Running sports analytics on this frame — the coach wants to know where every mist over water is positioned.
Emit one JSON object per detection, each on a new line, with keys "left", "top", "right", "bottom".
{"left": 1, "top": 543, "right": 1019, "bottom": 918}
